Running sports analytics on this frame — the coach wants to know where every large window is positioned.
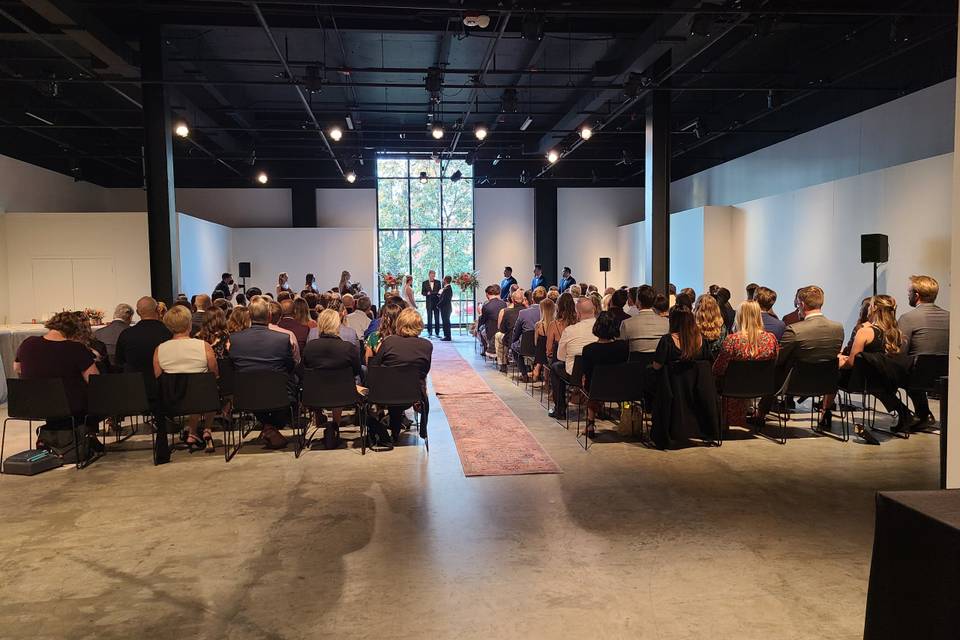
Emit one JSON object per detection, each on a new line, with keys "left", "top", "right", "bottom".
{"left": 376, "top": 157, "right": 475, "bottom": 323}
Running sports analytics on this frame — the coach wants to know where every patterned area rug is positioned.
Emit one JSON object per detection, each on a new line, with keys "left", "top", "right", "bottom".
{"left": 431, "top": 343, "right": 562, "bottom": 477}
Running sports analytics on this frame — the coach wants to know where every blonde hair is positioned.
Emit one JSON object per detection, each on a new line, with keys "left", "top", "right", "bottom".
{"left": 510, "top": 288, "right": 526, "bottom": 305}
{"left": 909, "top": 275, "right": 939, "bottom": 303}
{"left": 568, "top": 284, "right": 582, "bottom": 297}
{"left": 735, "top": 301, "right": 765, "bottom": 356}
{"left": 162, "top": 304, "right": 192, "bottom": 334}
{"left": 316, "top": 308, "right": 341, "bottom": 337}
{"left": 395, "top": 308, "right": 424, "bottom": 337}
{"left": 869, "top": 295, "right": 904, "bottom": 354}
{"left": 694, "top": 294, "right": 724, "bottom": 341}
{"left": 537, "top": 298, "right": 556, "bottom": 333}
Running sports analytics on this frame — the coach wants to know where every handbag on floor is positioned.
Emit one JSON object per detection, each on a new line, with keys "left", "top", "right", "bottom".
{"left": 36, "top": 423, "right": 90, "bottom": 465}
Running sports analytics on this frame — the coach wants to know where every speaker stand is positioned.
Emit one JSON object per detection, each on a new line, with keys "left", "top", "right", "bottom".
{"left": 603, "top": 273, "right": 607, "bottom": 290}
{"left": 872, "top": 262, "right": 878, "bottom": 296}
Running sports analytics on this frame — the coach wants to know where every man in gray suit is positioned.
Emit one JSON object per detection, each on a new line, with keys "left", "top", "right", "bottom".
{"left": 94, "top": 303, "right": 134, "bottom": 368}
{"left": 620, "top": 284, "right": 668, "bottom": 353}
{"left": 511, "top": 286, "right": 545, "bottom": 382}
{"left": 898, "top": 275, "right": 950, "bottom": 424}
{"left": 756, "top": 285, "right": 844, "bottom": 424}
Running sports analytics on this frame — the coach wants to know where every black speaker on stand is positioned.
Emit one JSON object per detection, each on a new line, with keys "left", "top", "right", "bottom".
{"left": 599, "top": 257, "right": 611, "bottom": 290}
{"left": 238, "top": 261, "right": 251, "bottom": 292}
{"left": 860, "top": 234, "right": 888, "bottom": 296}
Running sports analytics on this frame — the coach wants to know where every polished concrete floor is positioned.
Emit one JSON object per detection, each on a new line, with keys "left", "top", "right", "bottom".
{"left": 0, "top": 337, "right": 941, "bottom": 639}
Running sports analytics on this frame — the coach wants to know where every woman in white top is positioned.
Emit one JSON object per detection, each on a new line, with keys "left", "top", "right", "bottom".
{"left": 276, "top": 272, "right": 290, "bottom": 298}
{"left": 402, "top": 275, "right": 417, "bottom": 309}
{"left": 153, "top": 305, "right": 220, "bottom": 452}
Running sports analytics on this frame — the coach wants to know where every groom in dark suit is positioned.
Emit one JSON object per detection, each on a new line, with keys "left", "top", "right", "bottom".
{"left": 421, "top": 269, "right": 442, "bottom": 337}
{"left": 439, "top": 275, "right": 454, "bottom": 341}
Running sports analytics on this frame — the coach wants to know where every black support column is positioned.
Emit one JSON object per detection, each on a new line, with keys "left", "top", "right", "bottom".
{"left": 141, "top": 25, "right": 179, "bottom": 303}
{"left": 291, "top": 184, "right": 317, "bottom": 227}
{"left": 534, "top": 181, "right": 558, "bottom": 286}
{"left": 644, "top": 54, "right": 671, "bottom": 295}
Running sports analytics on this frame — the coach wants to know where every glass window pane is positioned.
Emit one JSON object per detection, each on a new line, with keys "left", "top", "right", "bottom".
{"left": 377, "top": 176, "right": 408, "bottom": 228}
{"left": 410, "top": 229, "right": 442, "bottom": 308}
{"left": 377, "top": 158, "right": 407, "bottom": 178}
{"left": 443, "top": 230, "right": 474, "bottom": 279}
{"left": 409, "top": 159, "right": 440, "bottom": 228}
{"left": 442, "top": 178, "right": 473, "bottom": 229}
{"left": 377, "top": 230, "right": 409, "bottom": 295}
{"left": 444, "top": 159, "right": 472, "bottom": 178}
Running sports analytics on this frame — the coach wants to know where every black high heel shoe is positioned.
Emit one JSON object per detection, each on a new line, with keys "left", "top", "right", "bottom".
{"left": 816, "top": 410, "right": 833, "bottom": 432}
{"left": 854, "top": 424, "right": 880, "bottom": 445}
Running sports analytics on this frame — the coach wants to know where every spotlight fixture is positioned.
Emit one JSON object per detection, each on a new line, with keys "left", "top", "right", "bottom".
{"left": 256, "top": 171, "right": 269, "bottom": 185}
{"left": 431, "top": 123, "right": 445, "bottom": 139}
{"left": 329, "top": 126, "right": 343, "bottom": 141}
{"left": 519, "top": 169, "right": 528, "bottom": 185}
{"left": 345, "top": 171, "right": 357, "bottom": 183}
{"left": 305, "top": 65, "right": 324, "bottom": 93}
{"left": 450, "top": 170, "right": 463, "bottom": 182}
{"left": 623, "top": 73, "right": 644, "bottom": 99}
{"left": 546, "top": 149, "right": 560, "bottom": 164}
{"left": 501, "top": 88, "right": 518, "bottom": 113}
{"left": 766, "top": 89, "right": 780, "bottom": 110}
{"left": 419, "top": 171, "right": 428, "bottom": 184}
{"left": 174, "top": 121, "right": 190, "bottom": 138}
{"left": 463, "top": 13, "right": 491, "bottom": 28}
{"left": 425, "top": 67, "right": 444, "bottom": 103}
{"left": 474, "top": 123, "right": 488, "bottom": 141}
{"left": 521, "top": 12, "right": 545, "bottom": 41}
{"left": 579, "top": 124, "right": 593, "bottom": 140}
{"left": 519, "top": 115, "right": 533, "bottom": 131}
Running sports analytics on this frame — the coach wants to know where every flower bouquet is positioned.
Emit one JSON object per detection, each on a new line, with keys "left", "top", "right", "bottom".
{"left": 453, "top": 271, "right": 479, "bottom": 292}
{"left": 83, "top": 308, "right": 105, "bottom": 325}
{"left": 379, "top": 271, "right": 405, "bottom": 291}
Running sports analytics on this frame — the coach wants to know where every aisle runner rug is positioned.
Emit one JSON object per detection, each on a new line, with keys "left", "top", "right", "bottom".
{"left": 430, "top": 343, "right": 562, "bottom": 477}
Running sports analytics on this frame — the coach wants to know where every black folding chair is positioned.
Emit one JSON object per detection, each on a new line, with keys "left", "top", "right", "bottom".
{"left": 157, "top": 372, "right": 221, "bottom": 464}
{"left": 577, "top": 362, "right": 647, "bottom": 450}
{"left": 300, "top": 368, "right": 365, "bottom": 456}
{"left": 562, "top": 356, "right": 584, "bottom": 431}
{"left": 769, "top": 360, "right": 842, "bottom": 444}
{"left": 717, "top": 359, "right": 777, "bottom": 443}
{"left": 628, "top": 351, "right": 656, "bottom": 367}
{"left": 228, "top": 370, "right": 299, "bottom": 462}
{"left": 907, "top": 354, "right": 949, "bottom": 426}
{"left": 86, "top": 373, "right": 150, "bottom": 446}
{"left": 365, "top": 365, "right": 426, "bottom": 451}
{"left": 2, "top": 378, "right": 84, "bottom": 472}
{"left": 837, "top": 357, "right": 904, "bottom": 439}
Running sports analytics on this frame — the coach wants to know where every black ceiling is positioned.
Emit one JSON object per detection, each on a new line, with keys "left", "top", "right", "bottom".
{"left": 0, "top": 0, "right": 956, "bottom": 189}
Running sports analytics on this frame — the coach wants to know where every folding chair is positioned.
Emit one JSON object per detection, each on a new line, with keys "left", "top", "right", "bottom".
{"left": 365, "top": 365, "right": 426, "bottom": 451}
{"left": 563, "top": 356, "right": 584, "bottom": 432}
{"left": 2, "top": 378, "right": 84, "bottom": 472}
{"left": 769, "top": 360, "right": 842, "bottom": 444}
{"left": 515, "top": 330, "right": 536, "bottom": 388}
{"left": 906, "top": 354, "right": 949, "bottom": 428}
{"left": 157, "top": 372, "right": 221, "bottom": 464}
{"left": 300, "top": 368, "right": 365, "bottom": 455}
{"left": 837, "top": 357, "right": 904, "bottom": 439}
{"left": 717, "top": 359, "right": 776, "bottom": 443}
{"left": 226, "top": 370, "right": 297, "bottom": 462}
{"left": 87, "top": 373, "right": 150, "bottom": 446}
{"left": 577, "top": 362, "right": 647, "bottom": 450}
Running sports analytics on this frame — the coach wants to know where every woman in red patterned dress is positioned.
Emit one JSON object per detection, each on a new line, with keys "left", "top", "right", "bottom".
{"left": 713, "top": 300, "right": 779, "bottom": 427}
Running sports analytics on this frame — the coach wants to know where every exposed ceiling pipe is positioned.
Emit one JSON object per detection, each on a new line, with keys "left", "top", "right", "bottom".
{"left": 251, "top": 1, "right": 344, "bottom": 176}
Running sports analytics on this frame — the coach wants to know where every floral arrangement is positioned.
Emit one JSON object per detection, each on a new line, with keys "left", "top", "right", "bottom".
{"left": 83, "top": 308, "right": 105, "bottom": 325}
{"left": 379, "top": 271, "right": 405, "bottom": 290}
{"left": 453, "top": 271, "right": 480, "bottom": 292}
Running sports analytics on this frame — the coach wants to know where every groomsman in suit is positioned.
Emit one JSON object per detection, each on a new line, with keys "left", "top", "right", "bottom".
{"left": 439, "top": 276, "right": 454, "bottom": 341}
{"left": 421, "top": 270, "right": 442, "bottom": 337}
{"left": 558, "top": 266, "right": 576, "bottom": 293}
{"left": 499, "top": 266, "right": 518, "bottom": 301}
{"left": 530, "top": 264, "right": 546, "bottom": 290}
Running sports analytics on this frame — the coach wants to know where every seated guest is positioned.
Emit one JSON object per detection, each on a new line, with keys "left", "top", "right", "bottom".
{"left": 478, "top": 284, "right": 506, "bottom": 355}
{"left": 267, "top": 300, "right": 301, "bottom": 364}
{"left": 620, "top": 284, "right": 669, "bottom": 353}
{"left": 533, "top": 297, "right": 556, "bottom": 383}
{"left": 235, "top": 292, "right": 247, "bottom": 307}
{"left": 755, "top": 286, "right": 786, "bottom": 341}
{"left": 14, "top": 310, "right": 103, "bottom": 452}
{"left": 278, "top": 299, "right": 309, "bottom": 353}
{"left": 227, "top": 299, "right": 295, "bottom": 448}
{"left": 580, "top": 311, "right": 629, "bottom": 435}
{"left": 898, "top": 275, "right": 950, "bottom": 426}
{"left": 625, "top": 287, "right": 640, "bottom": 317}
{"left": 546, "top": 292, "right": 577, "bottom": 363}
{"left": 713, "top": 301, "right": 779, "bottom": 427}
{"left": 198, "top": 307, "right": 229, "bottom": 359}
{"left": 343, "top": 294, "right": 372, "bottom": 336}
{"left": 277, "top": 291, "right": 293, "bottom": 302}
{"left": 713, "top": 287, "right": 736, "bottom": 331}
{"left": 839, "top": 295, "right": 910, "bottom": 435}
{"left": 843, "top": 298, "right": 873, "bottom": 355}
{"left": 511, "top": 286, "right": 546, "bottom": 382}
{"left": 369, "top": 308, "right": 433, "bottom": 444}
{"left": 653, "top": 293, "right": 669, "bottom": 317}
{"left": 153, "top": 305, "right": 219, "bottom": 453}
{"left": 745, "top": 282, "right": 759, "bottom": 302}
{"left": 668, "top": 283, "right": 677, "bottom": 308}
{"left": 606, "top": 289, "right": 631, "bottom": 326}
{"left": 549, "top": 297, "right": 598, "bottom": 420}
{"left": 293, "top": 297, "right": 316, "bottom": 329}
{"left": 694, "top": 294, "right": 727, "bottom": 358}
{"left": 323, "top": 299, "right": 361, "bottom": 346}
{"left": 303, "top": 308, "right": 363, "bottom": 447}
{"left": 652, "top": 307, "right": 711, "bottom": 370}
{"left": 74, "top": 313, "right": 111, "bottom": 375}
{"left": 547, "top": 289, "right": 559, "bottom": 302}
{"left": 304, "top": 292, "right": 320, "bottom": 322}
{"left": 568, "top": 284, "right": 582, "bottom": 298}
{"left": 674, "top": 292, "right": 694, "bottom": 310}
{"left": 117, "top": 297, "right": 173, "bottom": 406}
{"left": 781, "top": 289, "right": 804, "bottom": 326}
{"left": 212, "top": 297, "right": 232, "bottom": 314}
{"left": 679, "top": 287, "right": 696, "bottom": 301}
{"left": 95, "top": 303, "right": 134, "bottom": 368}
{"left": 191, "top": 294, "right": 211, "bottom": 336}
{"left": 363, "top": 295, "right": 404, "bottom": 342}
{"left": 495, "top": 289, "right": 525, "bottom": 372}
{"left": 227, "top": 306, "right": 251, "bottom": 334}
{"left": 588, "top": 292, "right": 603, "bottom": 316}
{"left": 365, "top": 303, "right": 402, "bottom": 362}
{"left": 755, "top": 286, "right": 844, "bottom": 428}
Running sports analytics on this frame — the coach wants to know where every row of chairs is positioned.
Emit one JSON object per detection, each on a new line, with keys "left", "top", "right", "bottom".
{"left": 1, "top": 363, "right": 425, "bottom": 473}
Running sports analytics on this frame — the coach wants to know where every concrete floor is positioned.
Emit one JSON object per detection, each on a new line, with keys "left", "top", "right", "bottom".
{"left": 0, "top": 336, "right": 941, "bottom": 640}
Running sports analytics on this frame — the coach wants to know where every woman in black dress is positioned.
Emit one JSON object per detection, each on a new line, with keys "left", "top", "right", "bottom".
{"left": 580, "top": 311, "right": 629, "bottom": 435}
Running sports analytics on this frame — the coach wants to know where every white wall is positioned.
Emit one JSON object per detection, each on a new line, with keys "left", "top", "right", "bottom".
{"left": 672, "top": 79, "right": 956, "bottom": 212}
{"left": 616, "top": 221, "right": 646, "bottom": 288}
{"left": 558, "top": 187, "right": 643, "bottom": 289}
{"left": 0, "top": 154, "right": 116, "bottom": 213}
{"left": 316, "top": 188, "right": 376, "bottom": 228}
{"left": 177, "top": 213, "right": 233, "bottom": 298}
{"left": 475, "top": 188, "right": 535, "bottom": 288}
{"left": 2, "top": 212, "right": 151, "bottom": 324}
{"left": 231, "top": 228, "right": 375, "bottom": 296}
{"left": 668, "top": 208, "right": 705, "bottom": 294}
{"left": 108, "top": 187, "right": 292, "bottom": 228}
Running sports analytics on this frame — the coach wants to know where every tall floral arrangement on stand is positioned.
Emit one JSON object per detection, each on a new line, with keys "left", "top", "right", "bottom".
{"left": 378, "top": 271, "right": 405, "bottom": 296}
{"left": 452, "top": 271, "right": 479, "bottom": 292}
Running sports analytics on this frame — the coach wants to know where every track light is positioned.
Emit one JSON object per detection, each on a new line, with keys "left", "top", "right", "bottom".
{"left": 256, "top": 171, "right": 269, "bottom": 185}
{"left": 344, "top": 114, "right": 355, "bottom": 130}
{"left": 174, "top": 122, "right": 190, "bottom": 138}
{"left": 521, "top": 13, "right": 545, "bottom": 41}
{"left": 519, "top": 116, "right": 533, "bottom": 131}
{"left": 450, "top": 170, "right": 463, "bottom": 182}
{"left": 431, "top": 123, "right": 444, "bottom": 139}
{"left": 419, "top": 171, "right": 428, "bottom": 184}
{"left": 579, "top": 124, "right": 593, "bottom": 140}
{"left": 501, "top": 88, "right": 518, "bottom": 113}
{"left": 546, "top": 149, "right": 560, "bottom": 164}
{"left": 474, "top": 123, "right": 488, "bottom": 140}
{"left": 345, "top": 171, "right": 357, "bottom": 183}
{"left": 329, "top": 126, "right": 343, "bottom": 141}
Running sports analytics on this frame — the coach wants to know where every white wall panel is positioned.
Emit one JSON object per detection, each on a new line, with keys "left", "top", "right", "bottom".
{"left": 475, "top": 188, "right": 535, "bottom": 289}
{"left": 177, "top": 213, "right": 233, "bottom": 298}
{"left": 316, "top": 188, "right": 376, "bottom": 228}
